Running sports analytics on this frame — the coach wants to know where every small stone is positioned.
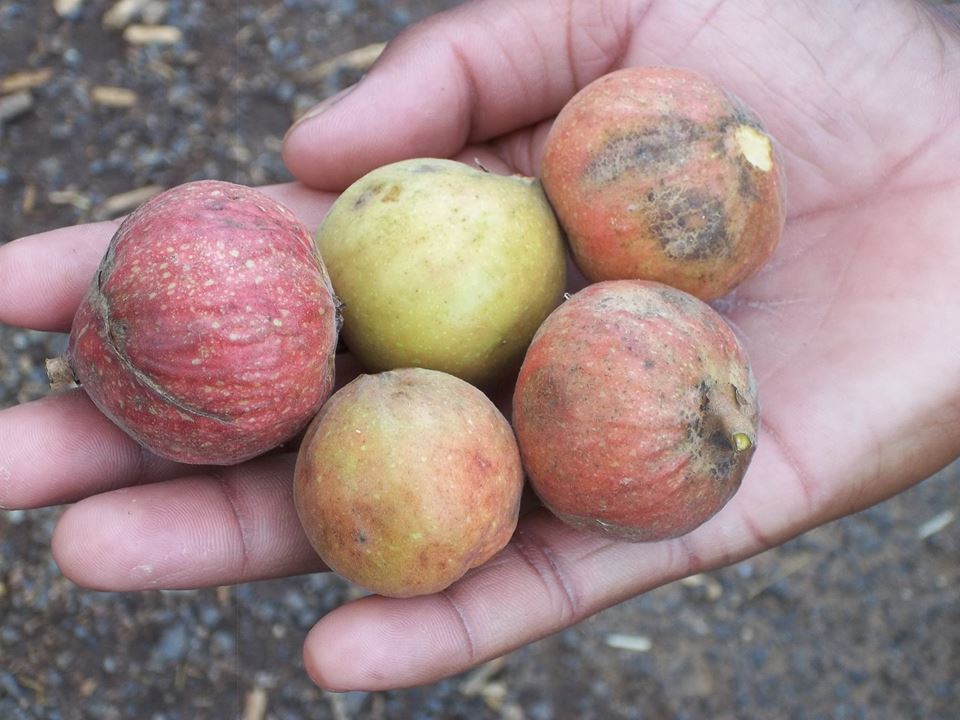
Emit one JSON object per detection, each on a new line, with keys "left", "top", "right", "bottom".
{"left": 0, "top": 671, "right": 23, "bottom": 701}
{"left": 151, "top": 624, "right": 189, "bottom": 664}
{"left": 917, "top": 510, "right": 955, "bottom": 539}
{"left": 53, "top": 0, "right": 84, "bottom": 19}
{"left": 0, "top": 91, "right": 32, "bottom": 123}
{"left": 142, "top": 1, "right": 168, "bottom": 24}
{"left": 211, "top": 630, "right": 235, "bottom": 655}
{"left": 103, "top": 0, "right": 149, "bottom": 29}
{"left": 79, "top": 677, "right": 98, "bottom": 697}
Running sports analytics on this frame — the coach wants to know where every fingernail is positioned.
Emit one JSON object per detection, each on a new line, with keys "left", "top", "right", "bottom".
{"left": 286, "top": 84, "right": 358, "bottom": 138}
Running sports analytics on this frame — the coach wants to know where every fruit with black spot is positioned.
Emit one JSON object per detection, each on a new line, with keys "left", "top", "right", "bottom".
{"left": 541, "top": 66, "right": 785, "bottom": 300}
{"left": 512, "top": 280, "right": 758, "bottom": 542}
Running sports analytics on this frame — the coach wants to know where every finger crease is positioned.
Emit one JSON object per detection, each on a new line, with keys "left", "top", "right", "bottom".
{"left": 215, "top": 469, "right": 251, "bottom": 579}
{"left": 439, "top": 589, "right": 476, "bottom": 663}
{"left": 512, "top": 530, "right": 580, "bottom": 625}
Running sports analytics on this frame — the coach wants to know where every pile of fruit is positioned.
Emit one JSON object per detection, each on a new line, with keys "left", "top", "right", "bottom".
{"left": 51, "top": 67, "right": 784, "bottom": 598}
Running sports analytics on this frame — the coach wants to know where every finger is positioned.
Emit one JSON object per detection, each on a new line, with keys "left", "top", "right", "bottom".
{"left": 0, "top": 182, "right": 334, "bottom": 333}
{"left": 282, "top": 0, "right": 638, "bottom": 189}
{"left": 0, "top": 353, "right": 362, "bottom": 510}
{"left": 0, "top": 219, "right": 121, "bottom": 332}
{"left": 52, "top": 453, "right": 325, "bottom": 590}
{"left": 0, "top": 390, "right": 187, "bottom": 510}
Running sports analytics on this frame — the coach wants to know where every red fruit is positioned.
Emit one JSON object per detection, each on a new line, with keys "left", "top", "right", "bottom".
{"left": 512, "top": 280, "right": 758, "bottom": 542}
{"left": 541, "top": 66, "right": 785, "bottom": 300}
{"left": 50, "top": 180, "right": 339, "bottom": 465}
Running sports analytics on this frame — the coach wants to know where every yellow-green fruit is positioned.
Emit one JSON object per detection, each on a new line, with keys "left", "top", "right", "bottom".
{"left": 293, "top": 368, "right": 524, "bottom": 598}
{"left": 315, "top": 158, "right": 568, "bottom": 387}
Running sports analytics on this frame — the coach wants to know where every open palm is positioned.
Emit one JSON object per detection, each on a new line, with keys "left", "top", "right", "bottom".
{"left": 2, "top": 0, "right": 958, "bottom": 691}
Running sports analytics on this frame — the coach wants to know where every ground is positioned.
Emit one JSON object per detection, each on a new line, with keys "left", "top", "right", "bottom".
{"left": 1, "top": 1, "right": 958, "bottom": 718}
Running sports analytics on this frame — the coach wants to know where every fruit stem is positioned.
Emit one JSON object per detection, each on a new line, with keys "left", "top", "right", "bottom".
{"left": 46, "top": 356, "right": 78, "bottom": 390}
{"left": 706, "top": 383, "right": 755, "bottom": 452}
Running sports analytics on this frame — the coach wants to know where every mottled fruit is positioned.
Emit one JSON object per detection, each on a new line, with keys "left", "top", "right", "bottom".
{"left": 51, "top": 180, "right": 339, "bottom": 465}
{"left": 541, "top": 66, "right": 785, "bottom": 300}
{"left": 315, "top": 158, "right": 567, "bottom": 387}
{"left": 294, "top": 368, "right": 523, "bottom": 598}
{"left": 512, "top": 280, "right": 758, "bottom": 542}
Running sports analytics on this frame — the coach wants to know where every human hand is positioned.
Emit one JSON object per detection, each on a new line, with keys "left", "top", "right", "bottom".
{"left": 3, "top": 0, "right": 959, "bottom": 692}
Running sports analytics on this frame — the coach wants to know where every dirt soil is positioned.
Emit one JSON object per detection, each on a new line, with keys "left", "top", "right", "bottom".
{"left": 1, "top": 2, "right": 958, "bottom": 719}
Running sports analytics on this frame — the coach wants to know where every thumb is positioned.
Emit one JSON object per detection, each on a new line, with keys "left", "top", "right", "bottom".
{"left": 281, "top": 0, "right": 636, "bottom": 191}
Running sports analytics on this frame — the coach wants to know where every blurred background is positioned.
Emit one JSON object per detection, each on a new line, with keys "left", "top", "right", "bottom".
{"left": 1, "top": 1, "right": 957, "bottom": 718}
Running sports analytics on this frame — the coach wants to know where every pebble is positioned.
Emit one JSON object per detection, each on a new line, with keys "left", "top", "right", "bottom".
{"left": 103, "top": 0, "right": 150, "bottom": 29}
{"left": 1, "top": 4, "right": 25, "bottom": 23}
{"left": 53, "top": 0, "right": 85, "bottom": 19}
{"left": 211, "top": 630, "right": 235, "bottom": 655}
{"left": 0, "top": 671, "right": 23, "bottom": 701}
{"left": 151, "top": 624, "right": 189, "bottom": 664}
{"left": 63, "top": 48, "right": 83, "bottom": 67}
{"left": 0, "top": 91, "right": 32, "bottom": 123}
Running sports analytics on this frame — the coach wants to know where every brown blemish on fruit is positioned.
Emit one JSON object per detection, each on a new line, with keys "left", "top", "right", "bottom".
{"left": 352, "top": 182, "right": 384, "bottom": 209}
{"left": 649, "top": 187, "right": 730, "bottom": 261}
{"left": 472, "top": 450, "right": 493, "bottom": 473}
{"left": 737, "top": 161, "right": 758, "bottom": 201}
{"left": 584, "top": 117, "right": 704, "bottom": 184}
{"left": 382, "top": 185, "right": 401, "bottom": 202}
{"left": 521, "top": 367, "right": 568, "bottom": 420}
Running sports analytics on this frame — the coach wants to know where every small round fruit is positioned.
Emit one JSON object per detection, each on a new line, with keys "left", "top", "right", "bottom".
{"left": 541, "top": 66, "right": 785, "bottom": 300}
{"left": 512, "top": 280, "right": 758, "bottom": 542}
{"left": 294, "top": 368, "right": 524, "bottom": 598}
{"left": 315, "top": 158, "right": 567, "bottom": 387}
{"left": 51, "top": 180, "right": 339, "bottom": 465}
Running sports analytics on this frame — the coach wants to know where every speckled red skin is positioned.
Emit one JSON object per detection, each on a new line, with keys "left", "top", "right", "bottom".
{"left": 541, "top": 66, "right": 785, "bottom": 300}
{"left": 63, "top": 180, "right": 339, "bottom": 465}
{"left": 294, "top": 368, "right": 523, "bottom": 598}
{"left": 512, "top": 280, "right": 759, "bottom": 542}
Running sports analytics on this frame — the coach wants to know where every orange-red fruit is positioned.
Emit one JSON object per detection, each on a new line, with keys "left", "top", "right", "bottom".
{"left": 294, "top": 368, "right": 523, "bottom": 598}
{"left": 512, "top": 280, "right": 758, "bottom": 542}
{"left": 541, "top": 66, "right": 785, "bottom": 300}
{"left": 56, "top": 180, "right": 339, "bottom": 465}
